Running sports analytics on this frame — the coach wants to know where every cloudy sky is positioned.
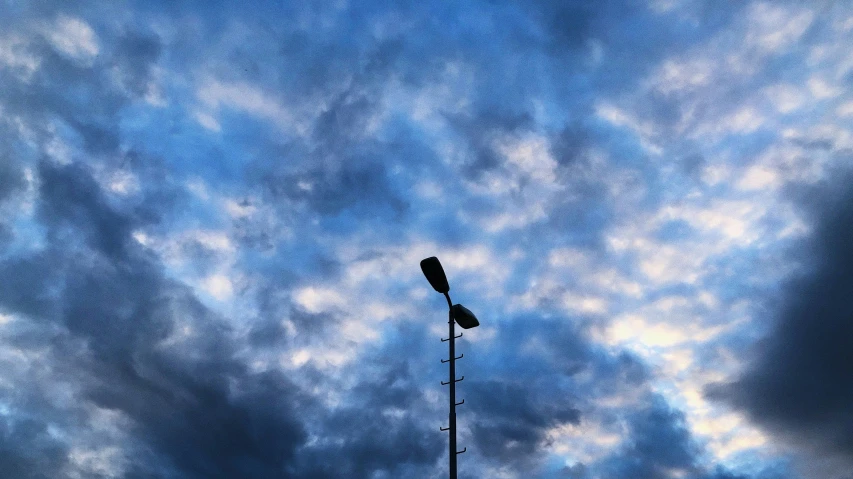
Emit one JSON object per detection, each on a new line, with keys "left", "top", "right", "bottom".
{"left": 1, "top": 1, "right": 853, "bottom": 478}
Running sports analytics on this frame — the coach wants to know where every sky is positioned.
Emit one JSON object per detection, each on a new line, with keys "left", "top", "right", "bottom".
{"left": 1, "top": 0, "right": 852, "bottom": 478}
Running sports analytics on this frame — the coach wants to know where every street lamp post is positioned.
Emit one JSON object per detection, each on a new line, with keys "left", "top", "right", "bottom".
{"left": 420, "top": 256, "right": 480, "bottom": 479}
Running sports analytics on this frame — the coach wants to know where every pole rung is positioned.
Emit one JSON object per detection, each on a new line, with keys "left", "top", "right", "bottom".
{"left": 440, "top": 426, "right": 449, "bottom": 432}
{"left": 440, "top": 333, "right": 463, "bottom": 342}
{"left": 440, "top": 376, "right": 464, "bottom": 386}
{"left": 456, "top": 447, "right": 467, "bottom": 455}
{"left": 455, "top": 399, "right": 464, "bottom": 406}
{"left": 440, "top": 354, "right": 463, "bottom": 363}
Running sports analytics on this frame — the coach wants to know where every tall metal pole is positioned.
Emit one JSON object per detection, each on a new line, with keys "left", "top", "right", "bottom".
{"left": 446, "top": 293, "right": 457, "bottom": 479}
{"left": 439, "top": 293, "right": 468, "bottom": 477}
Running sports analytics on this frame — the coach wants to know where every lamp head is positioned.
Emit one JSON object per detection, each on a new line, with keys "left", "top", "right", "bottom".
{"left": 452, "top": 303, "right": 480, "bottom": 329}
{"left": 420, "top": 256, "right": 450, "bottom": 294}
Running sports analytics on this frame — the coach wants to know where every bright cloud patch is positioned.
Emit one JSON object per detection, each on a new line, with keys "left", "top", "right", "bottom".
{"left": 46, "top": 16, "right": 99, "bottom": 61}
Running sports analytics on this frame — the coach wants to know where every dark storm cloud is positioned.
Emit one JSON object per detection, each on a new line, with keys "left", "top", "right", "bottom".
{"left": 266, "top": 159, "right": 407, "bottom": 217}
{"left": 609, "top": 396, "right": 697, "bottom": 477}
{"left": 539, "top": 1, "right": 596, "bottom": 49}
{"left": 4, "top": 44, "right": 126, "bottom": 155}
{"left": 0, "top": 224, "right": 12, "bottom": 248}
{"left": 0, "top": 154, "right": 25, "bottom": 202}
{"left": 0, "top": 249, "right": 63, "bottom": 319}
{"left": 560, "top": 463, "right": 588, "bottom": 478}
{"left": 312, "top": 92, "right": 378, "bottom": 149}
{"left": 293, "top": 360, "right": 444, "bottom": 478}
{"left": 0, "top": 49, "right": 115, "bottom": 158}
{"left": 550, "top": 123, "right": 592, "bottom": 167}
{"left": 275, "top": 320, "right": 456, "bottom": 478}
{"left": 111, "top": 30, "right": 163, "bottom": 98}
{"left": 0, "top": 9, "right": 161, "bottom": 162}
{"left": 38, "top": 161, "right": 134, "bottom": 259}
{"left": 0, "top": 415, "right": 68, "bottom": 479}
{"left": 295, "top": 407, "right": 442, "bottom": 479}
{"left": 595, "top": 395, "right": 774, "bottom": 479}
{"left": 0, "top": 161, "right": 310, "bottom": 478}
{"left": 0, "top": 151, "right": 25, "bottom": 246}
{"left": 252, "top": 47, "right": 411, "bottom": 218}
{"left": 710, "top": 170, "right": 853, "bottom": 462}
{"left": 250, "top": 297, "right": 341, "bottom": 349}
{"left": 459, "top": 318, "right": 592, "bottom": 465}
{"left": 467, "top": 379, "right": 580, "bottom": 460}
{"left": 445, "top": 108, "right": 535, "bottom": 178}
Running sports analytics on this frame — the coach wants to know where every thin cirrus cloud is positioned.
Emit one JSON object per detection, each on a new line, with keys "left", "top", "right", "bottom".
{"left": 1, "top": 1, "right": 852, "bottom": 478}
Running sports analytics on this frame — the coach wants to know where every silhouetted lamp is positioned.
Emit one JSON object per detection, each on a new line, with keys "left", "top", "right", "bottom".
{"left": 420, "top": 255, "right": 479, "bottom": 479}
{"left": 451, "top": 304, "right": 479, "bottom": 329}
{"left": 420, "top": 256, "right": 450, "bottom": 294}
